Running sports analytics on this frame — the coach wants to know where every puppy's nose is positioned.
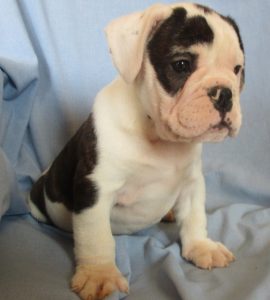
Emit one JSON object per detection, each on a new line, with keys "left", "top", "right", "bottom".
{"left": 208, "top": 87, "right": 233, "bottom": 114}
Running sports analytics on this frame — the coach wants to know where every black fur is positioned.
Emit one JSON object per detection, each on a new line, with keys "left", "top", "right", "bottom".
{"left": 31, "top": 114, "right": 98, "bottom": 216}
{"left": 240, "top": 68, "right": 245, "bottom": 90}
{"left": 147, "top": 8, "right": 214, "bottom": 95}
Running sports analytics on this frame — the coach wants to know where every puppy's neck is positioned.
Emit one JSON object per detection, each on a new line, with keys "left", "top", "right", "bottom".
{"left": 96, "top": 77, "right": 199, "bottom": 150}
{"left": 101, "top": 77, "right": 154, "bottom": 138}
{"left": 117, "top": 78, "right": 162, "bottom": 143}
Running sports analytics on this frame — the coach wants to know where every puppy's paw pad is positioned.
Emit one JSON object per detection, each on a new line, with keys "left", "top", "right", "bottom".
{"left": 71, "top": 263, "right": 129, "bottom": 300}
{"left": 183, "top": 239, "right": 235, "bottom": 270}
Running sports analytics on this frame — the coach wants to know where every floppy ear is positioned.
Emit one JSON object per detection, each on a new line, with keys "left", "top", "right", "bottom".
{"left": 105, "top": 4, "right": 172, "bottom": 83}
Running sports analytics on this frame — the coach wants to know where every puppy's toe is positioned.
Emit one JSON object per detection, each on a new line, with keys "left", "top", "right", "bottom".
{"left": 71, "top": 263, "right": 129, "bottom": 300}
{"left": 183, "top": 238, "right": 235, "bottom": 270}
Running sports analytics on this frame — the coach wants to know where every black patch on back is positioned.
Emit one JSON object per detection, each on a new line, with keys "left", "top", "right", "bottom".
{"left": 32, "top": 114, "right": 98, "bottom": 214}
{"left": 147, "top": 8, "right": 214, "bottom": 95}
{"left": 195, "top": 4, "right": 213, "bottom": 14}
{"left": 221, "top": 16, "right": 244, "bottom": 52}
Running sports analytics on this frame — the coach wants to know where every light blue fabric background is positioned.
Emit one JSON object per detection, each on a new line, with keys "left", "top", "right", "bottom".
{"left": 0, "top": 0, "right": 270, "bottom": 299}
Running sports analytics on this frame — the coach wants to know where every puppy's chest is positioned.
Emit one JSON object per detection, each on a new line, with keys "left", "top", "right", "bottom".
{"left": 114, "top": 143, "right": 199, "bottom": 207}
{"left": 111, "top": 159, "right": 192, "bottom": 233}
{"left": 115, "top": 166, "right": 180, "bottom": 207}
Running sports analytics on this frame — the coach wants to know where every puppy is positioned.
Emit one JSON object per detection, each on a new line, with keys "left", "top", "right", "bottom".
{"left": 29, "top": 3, "right": 245, "bottom": 300}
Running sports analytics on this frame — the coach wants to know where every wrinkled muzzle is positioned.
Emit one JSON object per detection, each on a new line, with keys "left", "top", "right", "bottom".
{"left": 160, "top": 72, "right": 242, "bottom": 142}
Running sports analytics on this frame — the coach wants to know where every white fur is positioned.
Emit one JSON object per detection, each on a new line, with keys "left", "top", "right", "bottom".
{"left": 69, "top": 76, "right": 213, "bottom": 279}
{"left": 105, "top": 4, "right": 172, "bottom": 83}
{"left": 92, "top": 78, "right": 204, "bottom": 235}
{"left": 29, "top": 4, "right": 244, "bottom": 299}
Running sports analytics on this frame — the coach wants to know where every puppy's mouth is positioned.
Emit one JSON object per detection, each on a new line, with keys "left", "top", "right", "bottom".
{"left": 210, "top": 113, "right": 238, "bottom": 137}
{"left": 212, "top": 119, "right": 233, "bottom": 135}
{"left": 192, "top": 120, "right": 236, "bottom": 142}
{"left": 164, "top": 117, "right": 237, "bottom": 142}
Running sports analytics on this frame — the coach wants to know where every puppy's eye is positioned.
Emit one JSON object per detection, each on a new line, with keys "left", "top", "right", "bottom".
{"left": 234, "top": 65, "right": 242, "bottom": 75}
{"left": 171, "top": 60, "right": 191, "bottom": 74}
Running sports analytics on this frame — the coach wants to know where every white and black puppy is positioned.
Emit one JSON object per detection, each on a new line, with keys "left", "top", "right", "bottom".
{"left": 29, "top": 3, "right": 245, "bottom": 300}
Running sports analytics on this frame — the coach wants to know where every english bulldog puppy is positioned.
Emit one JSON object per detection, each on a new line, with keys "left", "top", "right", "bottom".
{"left": 29, "top": 3, "right": 245, "bottom": 300}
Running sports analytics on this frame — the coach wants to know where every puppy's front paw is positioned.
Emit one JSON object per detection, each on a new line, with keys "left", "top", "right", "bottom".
{"left": 182, "top": 239, "right": 235, "bottom": 270}
{"left": 71, "top": 263, "right": 129, "bottom": 300}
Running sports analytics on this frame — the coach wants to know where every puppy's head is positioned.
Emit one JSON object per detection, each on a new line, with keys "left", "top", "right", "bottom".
{"left": 105, "top": 3, "right": 245, "bottom": 142}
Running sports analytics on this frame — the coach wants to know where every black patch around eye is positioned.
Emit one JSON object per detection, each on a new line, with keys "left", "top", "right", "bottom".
{"left": 147, "top": 8, "right": 213, "bottom": 95}
{"left": 166, "top": 53, "right": 198, "bottom": 94}
{"left": 234, "top": 65, "right": 242, "bottom": 75}
{"left": 171, "top": 59, "right": 191, "bottom": 73}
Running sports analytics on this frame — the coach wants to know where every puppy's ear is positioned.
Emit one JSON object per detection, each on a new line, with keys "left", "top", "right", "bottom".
{"left": 105, "top": 4, "right": 172, "bottom": 83}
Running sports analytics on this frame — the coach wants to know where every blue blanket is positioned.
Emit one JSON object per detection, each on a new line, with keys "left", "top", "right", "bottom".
{"left": 1, "top": 0, "right": 270, "bottom": 299}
